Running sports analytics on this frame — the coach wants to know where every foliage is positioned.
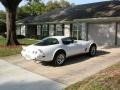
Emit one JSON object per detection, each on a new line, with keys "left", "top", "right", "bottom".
{"left": 45, "top": 0, "right": 71, "bottom": 12}
{"left": 26, "top": 0, "right": 45, "bottom": 16}
{"left": 17, "top": 0, "right": 71, "bottom": 20}
{"left": 0, "top": 10, "right": 6, "bottom": 20}
{"left": 0, "top": 0, "right": 72, "bottom": 20}
{"left": 17, "top": 6, "right": 31, "bottom": 20}
{"left": 17, "top": 0, "right": 45, "bottom": 19}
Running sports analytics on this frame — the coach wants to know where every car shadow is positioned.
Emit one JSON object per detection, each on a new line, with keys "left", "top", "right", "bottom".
{"left": 41, "top": 50, "right": 110, "bottom": 66}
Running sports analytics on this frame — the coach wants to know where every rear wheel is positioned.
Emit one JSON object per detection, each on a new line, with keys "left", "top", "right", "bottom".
{"left": 53, "top": 52, "right": 66, "bottom": 66}
{"left": 89, "top": 45, "right": 97, "bottom": 56}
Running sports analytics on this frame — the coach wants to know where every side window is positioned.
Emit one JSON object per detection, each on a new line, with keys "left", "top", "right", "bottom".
{"left": 62, "top": 37, "right": 74, "bottom": 45}
{"left": 51, "top": 38, "right": 59, "bottom": 44}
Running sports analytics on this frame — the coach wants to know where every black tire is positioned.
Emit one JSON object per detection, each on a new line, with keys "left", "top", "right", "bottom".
{"left": 53, "top": 52, "right": 66, "bottom": 66}
{"left": 89, "top": 45, "right": 97, "bottom": 56}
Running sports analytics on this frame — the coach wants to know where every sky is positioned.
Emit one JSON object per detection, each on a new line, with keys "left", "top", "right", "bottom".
{"left": 0, "top": 0, "right": 109, "bottom": 11}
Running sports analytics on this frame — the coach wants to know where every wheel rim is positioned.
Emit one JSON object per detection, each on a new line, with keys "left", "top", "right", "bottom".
{"left": 56, "top": 54, "right": 65, "bottom": 65}
{"left": 90, "top": 46, "right": 96, "bottom": 55}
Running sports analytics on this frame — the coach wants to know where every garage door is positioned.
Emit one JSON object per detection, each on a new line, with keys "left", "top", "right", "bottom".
{"left": 88, "top": 23, "right": 115, "bottom": 46}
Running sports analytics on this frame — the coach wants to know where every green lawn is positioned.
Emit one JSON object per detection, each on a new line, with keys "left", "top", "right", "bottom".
{"left": 65, "top": 62, "right": 120, "bottom": 90}
{"left": 0, "top": 36, "right": 37, "bottom": 57}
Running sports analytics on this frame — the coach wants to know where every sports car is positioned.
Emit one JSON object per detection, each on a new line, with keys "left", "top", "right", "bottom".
{"left": 21, "top": 36, "right": 97, "bottom": 66}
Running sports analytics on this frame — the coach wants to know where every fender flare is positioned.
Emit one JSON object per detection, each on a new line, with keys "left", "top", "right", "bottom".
{"left": 52, "top": 48, "right": 66, "bottom": 59}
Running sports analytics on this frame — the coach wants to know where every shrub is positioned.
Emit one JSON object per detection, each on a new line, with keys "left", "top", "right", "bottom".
{"left": 1, "top": 33, "right": 6, "bottom": 38}
{"left": 17, "top": 35, "right": 25, "bottom": 39}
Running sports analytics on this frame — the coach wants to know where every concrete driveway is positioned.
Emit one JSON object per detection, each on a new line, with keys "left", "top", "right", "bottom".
{"left": 0, "top": 60, "right": 64, "bottom": 90}
{"left": 1, "top": 47, "right": 120, "bottom": 87}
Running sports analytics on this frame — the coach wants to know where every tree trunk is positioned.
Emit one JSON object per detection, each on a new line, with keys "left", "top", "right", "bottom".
{"left": 6, "top": 9, "right": 20, "bottom": 46}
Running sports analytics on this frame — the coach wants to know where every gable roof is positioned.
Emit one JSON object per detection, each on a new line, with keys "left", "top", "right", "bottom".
{"left": 17, "top": 1, "right": 120, "bottom": 24}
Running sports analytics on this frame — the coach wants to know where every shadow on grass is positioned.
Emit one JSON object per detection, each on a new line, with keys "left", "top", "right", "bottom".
{"left": 20, "top": 44, "right": 31, "bottom": 46}
{"left": 41, "top": 50, "right": 110, "bottom": 66}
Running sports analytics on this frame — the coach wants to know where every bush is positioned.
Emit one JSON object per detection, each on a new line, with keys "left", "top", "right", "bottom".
{"left": 1, "top": 33, "right": 6, "bottom": 38}
{"left": 17, "top": 35, "right": 25, "bottom": 39}
{"left": 1, "top": 33, "right": 25, "bottom": 39}
{"left": 31, "top": 35, "right": 38, "bottom": 39}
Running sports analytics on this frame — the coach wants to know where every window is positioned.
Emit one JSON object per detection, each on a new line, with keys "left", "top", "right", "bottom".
{"left": 62, "top": 37, "right": 74, "bottom": 45}
{"left": 42, "top": 25, "right": 49, "bottom": 38}
{"left": 56, "top": 24, "right": 63, "bottom": 36}
{"left": 72, "top": 24, "right": 82, "bottom": 40}
{"left": 35, "top": 38, "right": 59, "bottom": 46}
{"left": 49, "top": 25, "right": 55, "bottom": 36}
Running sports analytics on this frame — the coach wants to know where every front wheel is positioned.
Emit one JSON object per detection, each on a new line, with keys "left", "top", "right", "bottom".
{"left": 53, "top": 52, "right": 66, "bottom": 66}
{"left": 89, "top": 45, "right": 97, "bottom": 56}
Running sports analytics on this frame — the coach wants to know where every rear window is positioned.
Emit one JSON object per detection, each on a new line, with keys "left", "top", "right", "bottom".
{"left": 35, "top": 38, "right": 59, "bottom": 46}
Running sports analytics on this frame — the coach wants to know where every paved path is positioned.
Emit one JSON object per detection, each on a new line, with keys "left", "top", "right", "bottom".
{"left": 0, "top": 59, "right": 64, "bottom": 90}
{"left": 1, "top": 48, "right": 120, "bottom": 87}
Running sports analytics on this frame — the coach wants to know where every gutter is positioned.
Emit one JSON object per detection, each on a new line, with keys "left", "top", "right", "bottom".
{"left": 16, "top": 17, "right": 120, "bottom": 25}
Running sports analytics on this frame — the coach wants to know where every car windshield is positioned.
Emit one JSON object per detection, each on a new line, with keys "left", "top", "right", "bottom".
{"left": 35, "top": 37, "right": 59, "bottom": 46}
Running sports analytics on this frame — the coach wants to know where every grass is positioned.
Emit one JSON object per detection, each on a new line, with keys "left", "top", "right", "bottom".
{"left": 0, "top": 36, "right": 37, "bottom": 57}
{"left": 65, "top": 62, "right": 120, "bottom": 90}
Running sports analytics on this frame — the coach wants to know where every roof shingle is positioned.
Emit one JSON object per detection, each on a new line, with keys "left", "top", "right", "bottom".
{"left": 17, "top": 1, "right": 120, "bottom": 24}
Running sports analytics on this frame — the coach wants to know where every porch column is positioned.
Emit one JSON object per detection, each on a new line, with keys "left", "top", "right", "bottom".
{"left": 54, "top": 24, "right": 56, "bottom": 36}
{"left": 41, "top": 24, "right": 43, "bottom": 38}
{"left": 47, "top": 24, "right": 49, "bottom": 36}
{"left": 62, "top": 24, "right": 64, "bottom": 35}
{"left": 70, "top": 24, "right": 73, "bottom": 37}
{"left": 86, "top": 23, "right": 89, "bottom": 41}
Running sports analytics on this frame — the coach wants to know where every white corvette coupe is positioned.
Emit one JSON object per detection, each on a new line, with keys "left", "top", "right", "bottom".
{"left": 21, "top": 36, "right": 97, "bottom": 66}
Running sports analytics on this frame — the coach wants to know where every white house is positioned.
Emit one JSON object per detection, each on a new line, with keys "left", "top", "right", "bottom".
{"left": 17, "top": 1, "right": 120, "bottom": 47}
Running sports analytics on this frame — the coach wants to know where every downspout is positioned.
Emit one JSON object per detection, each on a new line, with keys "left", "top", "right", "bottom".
{"left": 115, "top": 22, "right": 118, "bottom": 46}
{"left": 77, "top": 23, "right": 79, "bottom": 40}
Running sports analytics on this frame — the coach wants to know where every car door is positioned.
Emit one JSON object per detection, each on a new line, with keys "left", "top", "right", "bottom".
{"left": 62, "top": 37, "right": 80, "bottom": 56}
{"left": 75, "top": 40, "right": 89, "bottom": 54}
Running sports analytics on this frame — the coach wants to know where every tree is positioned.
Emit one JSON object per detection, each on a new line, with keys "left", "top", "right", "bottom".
{"left": 0, "top": 0, "right": 22, "bottom": 46}
{"left": 17, "top": 6, "right": 31, "bottom": 20}
{"left": 0, "top": 10, "right": 6, "bottom": 20}
{"left": 45, "top": 0, "right": 60, "bottom": 12}
{"left": 26, "top": 0, "right": 45, "bottom": 16}
{"left": 45, "top": 0, "right": 71, "bottom": 12}
{"left": 60, "top": 0, "right": 71, "bottom": 8}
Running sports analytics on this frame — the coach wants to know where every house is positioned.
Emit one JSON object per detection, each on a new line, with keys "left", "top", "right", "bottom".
{"left": 17, "top": 1, "right": 120, "bottom": 46}
{"left": 0, "top": 20, "right": 6, "bottom": 34}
